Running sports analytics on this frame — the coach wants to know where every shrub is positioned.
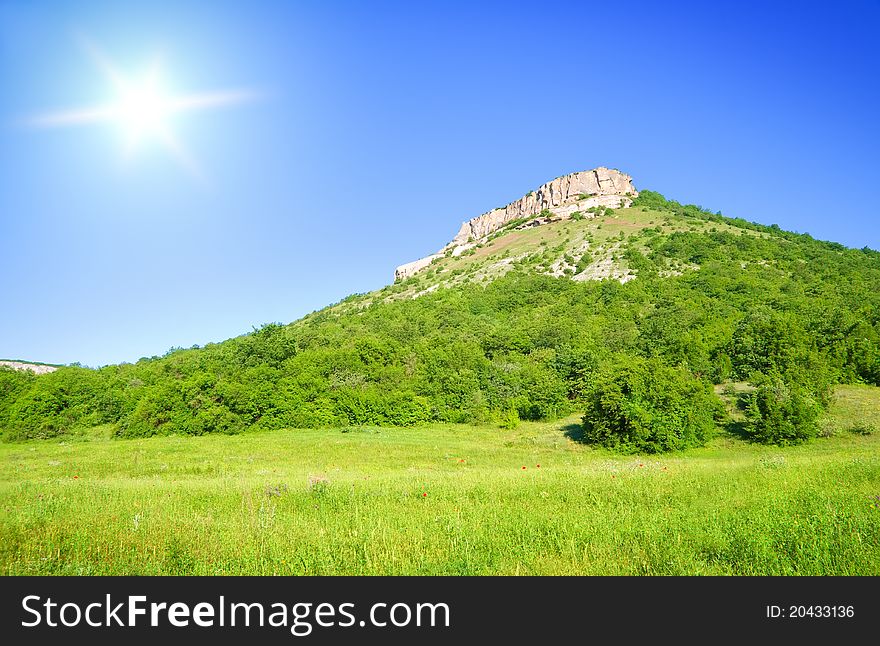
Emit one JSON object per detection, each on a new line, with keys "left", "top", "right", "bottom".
{"left": 846, "top": 423, "right": 875, "bottom": 436}
{"left": 499, "top": 408, "right": 519, "bottom": 429}
{"left": 516, "top": 361, "right": 569, "bottom": 421}
{"left": 581, "top": 357, "right": 719, "bottom": 453}
{"left": 575, "top": 252, "right": 593, "bottom": 273}
{"left": 745, "top": 372, "right": 822, "bottom": 445}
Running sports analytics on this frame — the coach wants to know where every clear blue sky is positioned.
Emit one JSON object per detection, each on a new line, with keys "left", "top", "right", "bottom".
{"left": 1, "top": 0, "right": 878, "bottom": 367}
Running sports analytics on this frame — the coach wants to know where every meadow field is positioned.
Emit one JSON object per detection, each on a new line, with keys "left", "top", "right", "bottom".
{"left": 1, "top": 385, "right": 878, "bottom": 576}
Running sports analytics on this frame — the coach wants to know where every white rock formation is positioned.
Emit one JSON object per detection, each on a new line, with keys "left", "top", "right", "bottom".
{"left": 394, "top": 254, "right": 443, "bottom": 281}
{"left": 394, "top": 167, "right": 637, "bottom": 281}
{"left": 0, "top": 360, "right": 59, "bottom": 375}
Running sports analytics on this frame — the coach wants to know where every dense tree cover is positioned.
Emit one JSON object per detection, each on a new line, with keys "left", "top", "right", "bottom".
{"left": 2, "top": 193, "right": 879, "bottom": 450}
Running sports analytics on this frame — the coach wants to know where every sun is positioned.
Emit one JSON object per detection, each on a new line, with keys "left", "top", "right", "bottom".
{"left": 26, "top": 37, "right": 256, "bottom": 181}
{"left": 116, "top": 78, "right": 168, "bottom": 136}
{"left": 114, "top": 73, "right": 171, "bottom": 144}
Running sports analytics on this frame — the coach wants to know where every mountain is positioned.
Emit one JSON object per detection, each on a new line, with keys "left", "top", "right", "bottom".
{"left": 2, "top": 168, "right": 879, "bottom": 451}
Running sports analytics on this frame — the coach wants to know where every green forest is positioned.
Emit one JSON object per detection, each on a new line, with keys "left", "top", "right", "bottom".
{"left": 2, "top": 192, "right": 879, "bottom": 452}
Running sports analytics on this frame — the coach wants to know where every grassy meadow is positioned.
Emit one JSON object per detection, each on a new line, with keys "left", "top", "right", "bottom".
{"left": 1, "top": 385, "right": 878, "bottom": 576}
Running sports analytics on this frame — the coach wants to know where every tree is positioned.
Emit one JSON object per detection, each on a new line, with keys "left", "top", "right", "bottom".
{"left": 745, "top": 372, "right": 821, "bottom": 445}
{"left": 581, "top": 356, "right": 720, "bottom": 453}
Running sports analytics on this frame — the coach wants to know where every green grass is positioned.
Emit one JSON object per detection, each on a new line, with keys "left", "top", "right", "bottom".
{"left": 820, "top": 384, "right": 880, "bottom": 434}
{"left": 1, "top": 385, "right": 878, "bottom": 575}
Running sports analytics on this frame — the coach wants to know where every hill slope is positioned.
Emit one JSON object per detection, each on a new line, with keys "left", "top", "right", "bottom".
{"left": 1, "top": 174, "right": 879, "bottom": 446}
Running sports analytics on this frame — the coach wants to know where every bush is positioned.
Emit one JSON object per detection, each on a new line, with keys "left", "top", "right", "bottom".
{"left": 745, "top": 373, "right": 821, "bottom": 445}
{"left": 846, "top": 423, "right": 875, "bottom": 436}
{"left": 575, "top": 252, "right": 593, "bottom": 274}
{"left": 499, "top": 408, "right": 519, "bottom": 429}
{"left": 581, "top": 357, "right": 719, "bottom": 453}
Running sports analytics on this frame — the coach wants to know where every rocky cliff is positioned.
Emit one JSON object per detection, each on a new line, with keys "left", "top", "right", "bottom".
{"left": 395, "top": 167, "right": 637, "bottom": 281}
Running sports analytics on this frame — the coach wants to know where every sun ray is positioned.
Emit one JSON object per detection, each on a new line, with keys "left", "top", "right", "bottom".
{"left": 165, "top": 89, "right": 258, "bottom": 113}
{"left": 27, "top": 104, "right": 118, "bottom": 127}
{"left": 154, "top": 124, "right": 207, "bottom": 185}
{"left": 74, "top": 33, "right": 129, "bottom": 92}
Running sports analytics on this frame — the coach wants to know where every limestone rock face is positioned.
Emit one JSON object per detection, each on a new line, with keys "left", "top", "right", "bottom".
{"left": 0, "top": 360, "right": 59, "bottom": 375}
{"left": 394, "top": 253, "right": 443, "bottom": 282}
{"left": 394, "top": 167, "right": 637, "bottom": 281}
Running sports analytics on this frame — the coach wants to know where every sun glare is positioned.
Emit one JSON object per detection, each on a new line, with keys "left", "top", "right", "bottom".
{"left": 114, "top": 75, "right": 170, "bottom": 143}
{"left": 26, "top": 38, "right": 257, "bottom": 181}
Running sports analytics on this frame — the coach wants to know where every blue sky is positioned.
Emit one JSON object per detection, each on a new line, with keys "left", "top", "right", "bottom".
{"left": 1, "top": 0, "right": 878, "bottom": 367}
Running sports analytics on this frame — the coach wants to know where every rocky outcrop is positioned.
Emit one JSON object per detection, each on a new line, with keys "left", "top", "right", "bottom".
{"left": 395, "top": 167, "right": 637, "bottom": 281}
{"left": 0, "top": 360, "right": 59, "bottom": 375}
{"left": 394, "top": 254, "right": 443, "bottom": 281}
{"left": 450, "top": 167, "right": 636, "bottom": 245}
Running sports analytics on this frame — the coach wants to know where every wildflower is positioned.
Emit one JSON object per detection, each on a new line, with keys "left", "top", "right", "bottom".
{"left": 422, "top": 492, "right": 427, "bottom": 497}
{"left": 73, "top": 475, "right": 79, "bottom": 480}
{"left": 536, "top": 464, "right": 540, "bottom": 468}
{"left": 638, "top": 464, "right": 644, "bottom": 468}
{"left": 521, "top": 466, "right": 527, "bottom": 470}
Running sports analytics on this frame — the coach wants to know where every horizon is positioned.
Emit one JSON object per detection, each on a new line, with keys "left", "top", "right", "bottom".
{"left": 2, "top": 0, "right": 879, "bottom": 367}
